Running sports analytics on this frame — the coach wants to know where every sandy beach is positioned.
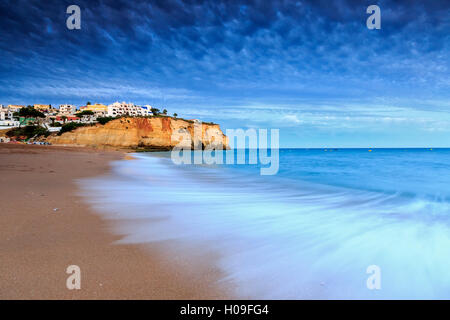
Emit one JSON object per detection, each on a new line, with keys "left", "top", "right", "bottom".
{"left": 0, "top": 144, "right": 230, "bottom": 299}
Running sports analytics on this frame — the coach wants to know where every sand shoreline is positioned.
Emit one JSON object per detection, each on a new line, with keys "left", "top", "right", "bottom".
{"left": 0, "top": 144, "right": 230, "bottom": 299}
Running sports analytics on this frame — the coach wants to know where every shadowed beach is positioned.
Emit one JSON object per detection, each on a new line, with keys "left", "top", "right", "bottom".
{"left": 0, "top": 144, "right": 230, "bottom": 299}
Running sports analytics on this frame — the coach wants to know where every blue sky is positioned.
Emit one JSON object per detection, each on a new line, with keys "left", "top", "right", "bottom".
{"left": 0, "top": 0, "right": 449, "bottom": 147}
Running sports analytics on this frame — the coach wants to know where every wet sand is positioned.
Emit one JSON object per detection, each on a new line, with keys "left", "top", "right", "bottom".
{"left": 0, "top": 144, "right": 230, "bottom": 299}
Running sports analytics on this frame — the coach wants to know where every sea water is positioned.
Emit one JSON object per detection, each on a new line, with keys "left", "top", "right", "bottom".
{"left": 79, "top": 148, "right": 450, "bottom": 299}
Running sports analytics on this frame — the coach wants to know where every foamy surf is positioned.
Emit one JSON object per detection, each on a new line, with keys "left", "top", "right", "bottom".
{"left": 78, "top": 149, "right": 450, "bottom": 299}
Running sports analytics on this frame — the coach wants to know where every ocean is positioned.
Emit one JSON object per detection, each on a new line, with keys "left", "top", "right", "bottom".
{"left": 79, "top": 148, "right": 450, "bottom": 299}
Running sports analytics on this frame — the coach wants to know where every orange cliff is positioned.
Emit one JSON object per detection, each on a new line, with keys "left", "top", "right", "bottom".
{"left": 47, "top": 117, "right": 229, "bottom": 150}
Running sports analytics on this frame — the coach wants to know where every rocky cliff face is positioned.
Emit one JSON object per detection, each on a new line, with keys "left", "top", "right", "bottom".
{"left": 47, "top": 117, "right": 228, "bottom": 150}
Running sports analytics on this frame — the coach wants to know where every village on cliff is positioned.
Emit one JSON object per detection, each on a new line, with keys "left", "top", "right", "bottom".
{"left": 0, "top": 102, "right": 177, "bottom": 143}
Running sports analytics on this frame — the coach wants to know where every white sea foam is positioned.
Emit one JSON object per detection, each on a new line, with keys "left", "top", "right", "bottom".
{"left": 78, "top": 152, "right": 450, "bottom": 299}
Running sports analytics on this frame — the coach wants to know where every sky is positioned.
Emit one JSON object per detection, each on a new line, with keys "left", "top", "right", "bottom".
{"left": 0, "top": 0, "right": 449, "bottom": 147}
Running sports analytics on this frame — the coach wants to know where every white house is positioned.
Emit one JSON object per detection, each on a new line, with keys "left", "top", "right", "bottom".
{"left": 43, "top": 123, "right": 61, "bottom": 132}
{"left": 0, "top": 106, "right": 14, "bottom": 121}
{"left": 79, "top": 114, "right": 97, "bottom": 123}
{"left": 107, "top": 102, "right": 152, "bottom": 117}
{"left": 59, "top": 104, "right": 77, "bottom": 115}
{"left": 141, "top": 105, "right": 153, "bottom": 116}
{"left": 0, "top": 120, "right": 20, "bottom": 128}
{"left": 7, "top": 105, "right": 25, "bottom": 112}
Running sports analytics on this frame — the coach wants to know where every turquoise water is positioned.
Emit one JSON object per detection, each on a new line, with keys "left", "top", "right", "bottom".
{"left": 80, "top": 148, "right": 450, "bottom": 299}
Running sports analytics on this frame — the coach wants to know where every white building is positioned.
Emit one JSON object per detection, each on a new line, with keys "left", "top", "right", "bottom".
{"left": 42, "top": 123, "right": 61, "bottom": 133}
{"left": 7, "top": 105, "right": 25, "bottom": 112}
{"left": 79, "top": 115, "right": 97, "bottom": 123}
{"left": 0, "top": 106, "right": 14, "bottom": 121}
{"left": 59, "top": 104, "right": 77, "bottom": 115}
{"left": 0, "top": 120, "right": 20, "bottom": 128}
{"left": 141, "top": 105, "right": 153, "bottom": 116}
{"left": 107, "top": 102, "right": 152, "bottom": 117}
{"left": 55, "top": 116, "right": 81, "bottom": 123}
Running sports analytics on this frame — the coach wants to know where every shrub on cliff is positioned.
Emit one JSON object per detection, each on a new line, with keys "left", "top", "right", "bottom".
{"left": 75, "top": 110, "right": 94, "bottom": 117}
{"left": 18, "top": 106, "right": 46, "bottom": 119}
{"left": 6, "top": 125, "right": 50, "bottom": 139}
{"left": 58, "top": 122, "right": 86, "bottom": 135}
{"left": 97, "top": 116, "right": 115, "bottom": 125}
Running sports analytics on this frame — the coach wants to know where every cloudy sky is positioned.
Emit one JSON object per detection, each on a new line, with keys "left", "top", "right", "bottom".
{"left": 0, "top": 0, "right": 449, "bottom": 147}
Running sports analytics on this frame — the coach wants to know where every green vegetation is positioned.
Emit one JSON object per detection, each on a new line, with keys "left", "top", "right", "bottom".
{"left": 162, "top": 109, "right": 168, "bottom": 115}
{"left": 56, "top": 116, "right": 114, "bottom": 136}
{"left": 53, "top": 113, "right": 218, "bottom": 138}
{"left": 18, "top": 106, "right": 45, "bottom": 119}
{"left": 75, "top": 110, "right": 94, "bottom": 117}
{"left": 97, "top": 116, "right": 115, "bottom": 125}
{"left": 58, "top": 122, "right": 86, "bottom": 135}
{"left": 134, "top": 145, "right": 172, "bottom": 152}
{"left": 6, "top": 125, "right": 50, "bottom": 139}
{"left": 87, "top": 101, "right": 91, "bottom": 105}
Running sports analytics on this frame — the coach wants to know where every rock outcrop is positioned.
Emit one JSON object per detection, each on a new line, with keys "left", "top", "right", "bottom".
{"left": 47, "top": 117, "right": 228, "bottom": 150}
